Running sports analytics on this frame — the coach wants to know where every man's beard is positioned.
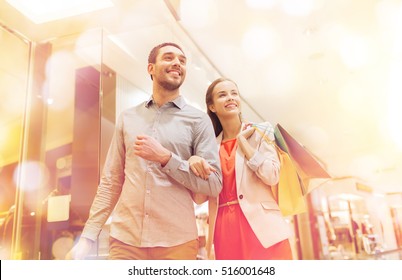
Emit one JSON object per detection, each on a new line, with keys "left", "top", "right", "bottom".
{"left": 159, "top": 79, "right": 183, "bottom": 91}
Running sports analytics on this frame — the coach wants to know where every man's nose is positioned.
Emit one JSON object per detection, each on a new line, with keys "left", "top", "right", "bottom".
{"left": 172, "top": 56, "right": 181, "bottom": 65}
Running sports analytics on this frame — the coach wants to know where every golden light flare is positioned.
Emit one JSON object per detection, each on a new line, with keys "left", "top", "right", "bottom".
{"left": 386, "top": 65, "right": 402, "bottom": 151}
{"left": 0, "top": 77, "right": 27, "bottom": 119}
{"left": 74, "top": 29, "right": 103, "bottom": 66}
{"left": 246, "top": 0, "right": 277, "bottom": 9}
{"left": 242, "top": 24, "right": 280, "bottom": 60}
{"left": 179, "top": 0, "right": 218, "bottom": 28}
{"left": 0, "top": 122, "right": 23, "bottom": 166}
{"left": 44, "top": 51, "right": 76, "bottom": 111}
{"left": 339, "top": 35, "right": 372, "bottom": 70}
{"left": 13, "top": 161, "right": 49, "bottom": 192}
{"left": 262, "top": 58, "right": 297, "bottom": 96}
{"left": 281, "top": 0, "right": 315, "bottom": 17}
{"left": 337, "top": 79, "right": 380, "bottom": 121}
{"left": 349, "top": 155, "right": 384, "bottom": 183}
{"left": 6, "top": 0, "right": 114, "bottom": 24}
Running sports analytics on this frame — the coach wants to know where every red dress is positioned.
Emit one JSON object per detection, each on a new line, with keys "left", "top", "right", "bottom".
{"left": 214, "top": 138, "right": 293, "bottom": 260}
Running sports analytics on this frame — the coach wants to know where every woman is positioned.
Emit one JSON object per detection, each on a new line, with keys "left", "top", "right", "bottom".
{"left": 190, "top": 77, "right": 293, "bottom": 260}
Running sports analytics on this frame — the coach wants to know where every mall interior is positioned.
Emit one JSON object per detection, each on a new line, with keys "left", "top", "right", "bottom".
{"left": 1, "top": 0, "right": 402, "bottom": 260}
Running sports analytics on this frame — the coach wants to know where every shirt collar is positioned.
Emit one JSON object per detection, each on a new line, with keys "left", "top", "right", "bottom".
{"left": 145, "top": 95, "right": 186, "bottom": 109}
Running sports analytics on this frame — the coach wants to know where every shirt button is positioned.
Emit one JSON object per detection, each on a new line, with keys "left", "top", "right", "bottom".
{"left": 146, "top": 189, "right": 150, "bottom": 194}
{"left": 239, "top": 194, "right": 244, "bottom": 199}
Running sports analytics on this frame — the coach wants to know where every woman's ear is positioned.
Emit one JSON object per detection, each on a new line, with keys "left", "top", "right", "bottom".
{"left": 208, "top": 104, "right": 216, "bottom": 113}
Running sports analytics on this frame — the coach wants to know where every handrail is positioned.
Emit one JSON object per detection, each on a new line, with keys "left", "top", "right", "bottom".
{"left": 373, "top": 247, "right": 402, "bottom": 256}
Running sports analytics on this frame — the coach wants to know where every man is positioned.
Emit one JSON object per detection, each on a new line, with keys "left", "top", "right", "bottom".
{"left": 66, "top": 42, "right": 222, "bottom": 260}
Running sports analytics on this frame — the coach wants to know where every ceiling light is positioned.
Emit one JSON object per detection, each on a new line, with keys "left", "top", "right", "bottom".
{"left": 6, "top": 0, "right": 114, "bottom": 24}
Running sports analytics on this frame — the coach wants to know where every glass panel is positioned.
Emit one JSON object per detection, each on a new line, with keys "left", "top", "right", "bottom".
{"left": 0, "top": 24, "right": 30, "bottom": 260}
{"left": 38, "top": 29, "right": 103, "bottom": 260}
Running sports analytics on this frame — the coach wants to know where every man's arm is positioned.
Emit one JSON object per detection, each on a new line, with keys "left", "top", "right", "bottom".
{"left": 134, "top": 118, "right": 222, "bottom": 197}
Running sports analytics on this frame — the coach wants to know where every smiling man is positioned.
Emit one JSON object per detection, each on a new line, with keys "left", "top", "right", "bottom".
{"left": 66, "top": 42, "right": 222, "bottom": 260}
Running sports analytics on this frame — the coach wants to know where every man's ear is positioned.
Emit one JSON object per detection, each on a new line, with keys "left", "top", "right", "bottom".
{"left": 147, "top": 63, "right": 154, "bottom": 75}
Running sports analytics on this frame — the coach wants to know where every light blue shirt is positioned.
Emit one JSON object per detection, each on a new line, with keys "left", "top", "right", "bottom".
{"left": 81, "top": 95, "right": 222, "bottom": 247}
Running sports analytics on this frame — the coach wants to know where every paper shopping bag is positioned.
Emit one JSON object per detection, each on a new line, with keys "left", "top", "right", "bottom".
{"left": 271, "top": 145, "right": 307, "bottom": 216}
{"left": 252, "top": 124, "right": 307, "bottom": 216}
{"left": 274, "top": 124, "right": 331, "bottom": 194}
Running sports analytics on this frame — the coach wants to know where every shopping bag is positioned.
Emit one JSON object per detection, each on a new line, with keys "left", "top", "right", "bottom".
{"left": 274, "top": 124, "right": 331, "bottom": 194}
{"left": 252, "top": 124, "right": 307, "bottom": 216}
{"left": 271, "top": 145, "right": 307, "bottom": 216}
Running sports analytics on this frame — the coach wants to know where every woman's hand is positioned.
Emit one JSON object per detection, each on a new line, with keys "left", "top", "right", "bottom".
{"left": 188, "top": 155, "right": 217, "bottom": 180}
{"left": 237, "top": 127, "right": 256, "bottom": 160}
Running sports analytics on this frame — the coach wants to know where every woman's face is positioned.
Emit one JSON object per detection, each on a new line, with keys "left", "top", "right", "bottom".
{"left": 208, "top": 80, "right": 241, "bottom": 119}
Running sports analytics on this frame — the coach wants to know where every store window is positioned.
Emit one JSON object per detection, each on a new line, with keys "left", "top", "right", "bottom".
{"left": 0, "top": 24, "right": 31, "bottom": 260}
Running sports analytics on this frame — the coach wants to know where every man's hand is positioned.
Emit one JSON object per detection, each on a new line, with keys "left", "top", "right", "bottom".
{"left": 134, "top": 134, "right": 172, "bottom": 166}
{"left": 188, "top": 155, "right": 216, "bottom": 180}
{"left": 65, "top": 237, "right": 93, "bottom": 260}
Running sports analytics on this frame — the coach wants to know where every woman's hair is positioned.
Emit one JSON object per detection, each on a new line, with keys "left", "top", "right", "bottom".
{"left": 205, "top": 77, "right": 242, "bottom": 137}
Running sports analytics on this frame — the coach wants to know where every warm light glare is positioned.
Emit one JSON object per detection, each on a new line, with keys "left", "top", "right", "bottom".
{"left": 281, "top": 0, "right": 315, "bottom": 17}
{"left": 339, "top": 35, "right": 371, "bottom": 69}
{"left": 0, "top": 154, "right": 4, "bottom": 174}
{"left": 262, "top": 58, "right": 296, "bottom": 95}
{"left": 0, "top": 123, "right": 23, "bottom": 166}
{"left": 375, "top": 0, "right": 400, "bottom": 42}
{"left": 45, "top": 51, "right": 76, "bottom": 111}
{"left": 338, "top": 81, "right": 371, "bottom": 118}
{"left": 6, "top": 0, "right": 114, "bottom": 24}
{"left": 74, "top": 30, "right": 102, "bottom": 66}
{"left": 13, "top": 161, "right": 49, "bottom": 191}
{"left": 387, "top": 65, "right": 402, "bottom": 150}
{"left": 349, "top": 155, "right": 382, "bottom": 182}
{"left": 246, "top": 0, "right": 277, "bottom": 9}
{"left": 180, "top": 0, "right": 217, "bottom": 28}
{"left": 242, "top": 25, "right": 279, "bottom": 60}
{"left": 302, "top": 126, "right": 330, "bottom": 153}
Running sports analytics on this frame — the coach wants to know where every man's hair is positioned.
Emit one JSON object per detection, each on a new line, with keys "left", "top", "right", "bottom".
{"left": 148, "top": 42, "right": 185, "bottom": 64}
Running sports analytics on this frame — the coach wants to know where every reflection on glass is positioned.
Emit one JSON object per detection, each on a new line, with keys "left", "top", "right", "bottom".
{"left": 0, "top": 24, "right": 30, "bottom": 260}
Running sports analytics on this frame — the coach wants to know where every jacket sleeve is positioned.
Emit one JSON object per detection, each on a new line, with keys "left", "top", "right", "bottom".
{"left": 245, "top": 122, "right": 280, "bottom": 186}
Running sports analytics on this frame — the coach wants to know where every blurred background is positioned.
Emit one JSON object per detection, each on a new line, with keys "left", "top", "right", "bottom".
{"left": 0, "top": 0, "right": 401, "bottom": 260}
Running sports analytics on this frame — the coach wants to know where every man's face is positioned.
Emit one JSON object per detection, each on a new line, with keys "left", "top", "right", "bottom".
{"left": 149, "top": 45, "right": 187, "bottom": 91}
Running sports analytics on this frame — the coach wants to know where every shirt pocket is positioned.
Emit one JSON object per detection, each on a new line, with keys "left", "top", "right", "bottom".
{"left": 260, "top": 201, "right": 281, "bottom": 211}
